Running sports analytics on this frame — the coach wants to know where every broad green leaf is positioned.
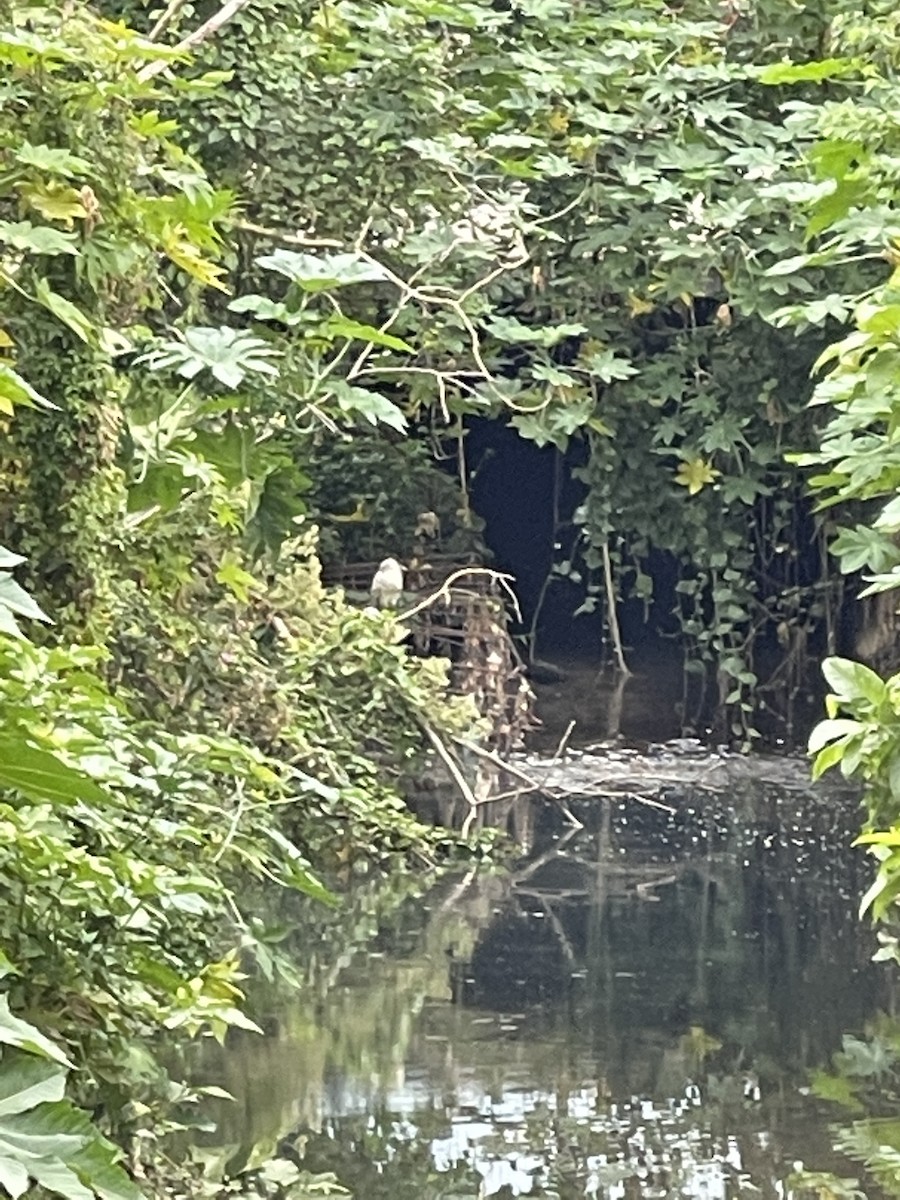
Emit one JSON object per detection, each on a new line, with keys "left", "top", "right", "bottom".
{"left": 811, "top": 736, "right": 853, "bottom": 780}
{"left": 163, "top": 232, "right": 229, "bottom": 293}
{"left": 18, "top": 183, "right": 87, "bottom": 224}
{"left": 757, "top": 56, "right": 860, "bottom": 84}
{"left": 0, "top": 575, "right": 51, "bottom": 624}
{"left": 808, "top": 718, "right": 862, "bottom": 754}
{"left": 0, "top": 548, "right": 25, "bottom": 571}
{"left": 875, "top": 493, "right": 900, "bottom": 532}
{"left": 859, "top": 569, "right": 900, "bottom": 598}
{"left": 0, "top": 1000, "right": 71, "bottom": 1067}
{"left": 0, "top": 1153, "right": 29, "bottom": 1198}
{"left": 486, "top": 315, "right": 588, "bottom": 348}
{"left": 328, "top": 382, "right": 407, "bottom": 431}
{"left": 23, "top": 1157, "right": 93, "bottom": 1200}
{"left": 68, "top": 1135, "right": 143, "bottom": 1200}
{"left": 0, "top": 1055, "right": 65, "bottom": 1118}
{"left": 254, "top": 250, "right": 388, "bottom": 291}
{"left": 0, "top": 365, "right": 56, "bottom": 412}
{"left": 142, "top": 328, "right": 280, "bottom": 389}
{"left": 35, "top": 281, "right": 95, "bottom": 344}
{"left": 0, "top": 738, "right": 109, "bottom": 806}
{"left": 822, "top": 657, "right": 887, "bottom": 707}
{"left": 0, "top": 605, "right": 23, "bottom": 640}
{"left": 227, "top": 295, "right": 303, "bottom": 325}
{"left": 580, "top": 348, "right": 638, "bottom": 383}
{"left": 809, "top": 1070, "right": 863, "bottom": 1113}
{"left": 0, "top": 221, "right": 78, "bottom": 256}
{"left": 14, "top": 144, "right": 91, "bottom": 178}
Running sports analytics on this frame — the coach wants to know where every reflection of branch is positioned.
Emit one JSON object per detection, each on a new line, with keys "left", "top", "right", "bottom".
{"left": 512, "top": 827, "right": 579, "bottom": 885}
{"left": 537, "top": 896, "right": 576, "bottom": 964}
{"left": 435, "top": 868, "right": 478, "bottom": 915}
{"left": 421, "top": 722, "right": 479, "bottom": 837}
{"left": 603, "top": 541, "right": 631, "bottom": 676}
{"left": 635, "top": 874, "right": 677, "bottom": 901}
{"left": 549, "top": 720, "right": 576, "bottom": 766}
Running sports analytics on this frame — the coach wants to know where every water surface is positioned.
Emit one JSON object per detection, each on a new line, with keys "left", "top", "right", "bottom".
{"left": 192, "top": 781, "right": 892, "bottom": 1197}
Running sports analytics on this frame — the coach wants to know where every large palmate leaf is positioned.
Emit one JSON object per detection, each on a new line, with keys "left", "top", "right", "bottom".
{"left": 254, "top": 250, "right": 388, "bottom": 291}
{"left": 140, "top": 327, "right": 280, "bottom": 389}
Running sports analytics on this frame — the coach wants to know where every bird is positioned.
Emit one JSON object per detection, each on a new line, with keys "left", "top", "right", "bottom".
{"left": 370, "top": 557, "right": 405, "bottom": 609}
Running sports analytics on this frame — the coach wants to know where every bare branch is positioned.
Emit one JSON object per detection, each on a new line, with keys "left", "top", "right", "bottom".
{"left": 138, "top": 0, "right": 254, "bottom": 81}
{"left": 147, "top": 0, "right": 189, "bottom": 41}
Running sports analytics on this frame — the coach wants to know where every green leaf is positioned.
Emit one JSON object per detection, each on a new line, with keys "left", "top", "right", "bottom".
{"left": 227, "top": 295, "right": 303, "bottom": 325}
{"left": 0, "top": 548, "right": 25, "bottom": 571}
{"left": 0, "top": 365, "right": 56, "bottom": 414}
{"left": 0, "top": 1055, "right": 66, "bottom": 1118}
{"left": 0, "top": 1153, "right": 29, "bottom": 1198}
{"left": 264, "top": 829, "right": 337, "bottom": 906}
{"left": 0, "top": 574, "right": 51, "bottom": 624}
{"left": 14, "top": 144, "right": 92, "bottom": 178}
{"left": 0, "top": 1000, "right": 71, "bottom": 1068}
{"left": 0, "top": 737, "right": 109, "bottom": 806}
{"left": 580, "top": 348, "right": 638, "bottom": 383}
{"left": 808, "top": 718, "right": 862, "bottom": 754}
{"left": 142, "top": 328, "right": 280, "bottom": 389}
{"left": 254, "top": 250, "right": 388, "bottom": 291}
{"left": 35, "top": 281, "right": 95, "bottom": 344}
{"left": 757, "top": 57, "right": 860, "bottom": 85}
{"left": 486, "top": 316, "right": 587, "bottom": 348}
{"left": 215, "top": 553, "right": 258, "bottom": 603}
{"left": 328, "top": 382, "right": 407, "bottom": 431}
{"left": 822, "top": 657, "right": 887, "bottom": 706}
{"left": 0, "top": 221, "right": 79, "bottom": 256}
{"left": 322, "top": 317, "right": 414, "bottom": 353}
{"left": 875, "top": 494, "right": 900, "bottom": 533}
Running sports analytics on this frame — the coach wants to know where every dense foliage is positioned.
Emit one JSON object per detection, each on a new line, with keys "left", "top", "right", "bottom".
{"left": 124, "top": 0, "right": 854, "bottom": 723}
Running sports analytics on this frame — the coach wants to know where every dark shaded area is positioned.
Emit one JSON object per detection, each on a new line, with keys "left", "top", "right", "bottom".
{"left": 463, "top": 418, "right": 706, "bottom": 658}
{"left": 461, "top": 417, "right": 838, "bottom": 748}
{"left": 464, "top": 416, "right": 605, "bottom": 654}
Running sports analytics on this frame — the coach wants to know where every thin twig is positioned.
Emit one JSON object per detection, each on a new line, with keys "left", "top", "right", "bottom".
{"left": 558, "top": 800, "right": 584, "bottom": 828}
{"left": 232, "top": 220, "right": 344, "bottom": 248}
{"left": 549, "top": 719, "right": 576, "bottom": 765}
{"left": 212, "top": 781, "right": 246, "bottom": 864}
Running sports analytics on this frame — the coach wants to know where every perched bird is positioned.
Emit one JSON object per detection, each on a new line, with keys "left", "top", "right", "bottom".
{"left": 370, "top": 557, "right": 405, "bottom": 609}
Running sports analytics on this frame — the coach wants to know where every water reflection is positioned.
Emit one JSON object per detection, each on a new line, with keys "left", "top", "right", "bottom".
{"left": 193, "top": 788, "right": 893, "bottom": 1197}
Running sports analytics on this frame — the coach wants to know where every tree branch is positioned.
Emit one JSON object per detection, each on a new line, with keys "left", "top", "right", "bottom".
{"left": 138, "top": 0, "right": 254, "bottom": 81}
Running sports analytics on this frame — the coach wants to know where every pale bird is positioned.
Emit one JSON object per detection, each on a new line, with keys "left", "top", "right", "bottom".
{"left": 370, "top": 557, "right": 405, "bottom": 609}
